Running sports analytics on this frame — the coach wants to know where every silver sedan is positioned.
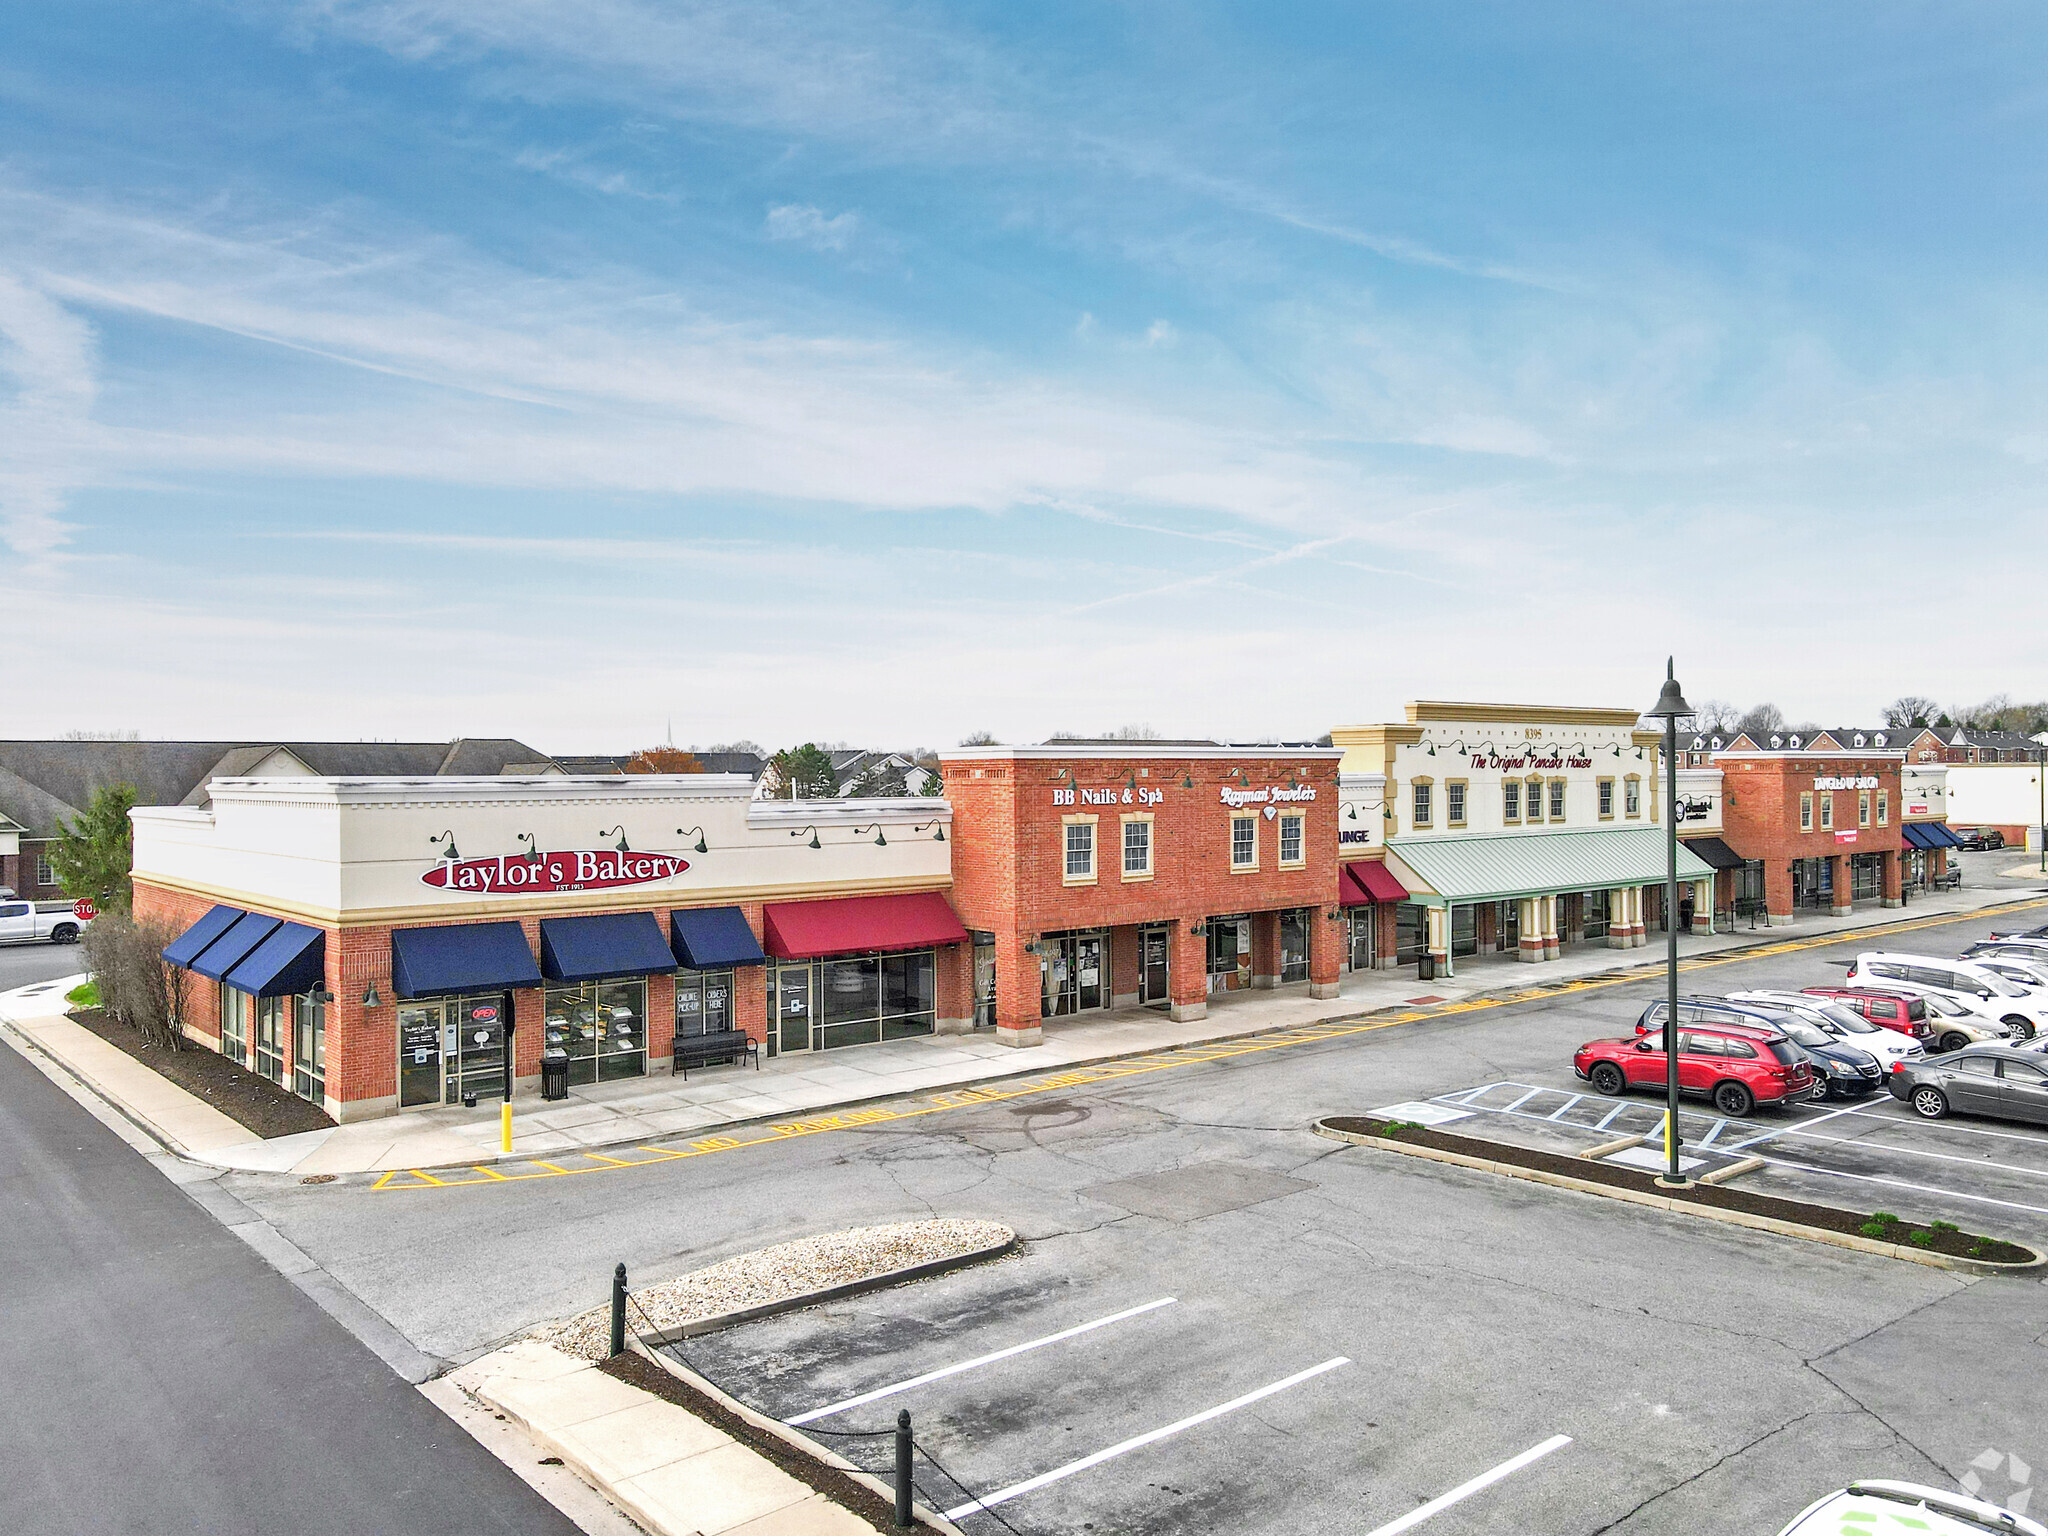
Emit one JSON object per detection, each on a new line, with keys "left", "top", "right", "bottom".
{"left": 1886, "top": 1046, "right": 2048, "bottom": 1124}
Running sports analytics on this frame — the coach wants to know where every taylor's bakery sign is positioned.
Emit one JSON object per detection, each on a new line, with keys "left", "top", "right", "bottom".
{"left": 423, "top": 849, "right": 690, "bottom": 895}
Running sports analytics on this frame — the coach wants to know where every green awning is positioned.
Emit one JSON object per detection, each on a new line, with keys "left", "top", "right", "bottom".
{"left": 1386, "top": 826, "right": 1715, "bottom": 906}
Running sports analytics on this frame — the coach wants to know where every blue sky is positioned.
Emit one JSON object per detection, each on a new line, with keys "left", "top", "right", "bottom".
{"left": 2, "top": 3, "right": 2044, "bottom": 749}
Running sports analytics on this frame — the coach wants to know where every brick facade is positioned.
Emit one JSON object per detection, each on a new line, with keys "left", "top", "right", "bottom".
{"left": 943, "top": 748, "right": 1343, "bottom": 1044}
{"left": 1715, "top": 752, "right": 1906, "bottom": 925}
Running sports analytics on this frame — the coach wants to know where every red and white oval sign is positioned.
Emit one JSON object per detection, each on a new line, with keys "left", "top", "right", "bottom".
{"left": 421, "top": 849, "right": 690, "bottom": 896}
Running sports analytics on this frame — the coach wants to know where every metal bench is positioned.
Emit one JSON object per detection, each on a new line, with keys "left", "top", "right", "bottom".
{"left": 674, "top": 1028, "right": 759, "bottom": 1079}
{"left": 1732, "top": 896, "right": 1770, "bottom": 930}
{"left": 1932, "top": 868, "right": 1963, "bottom": 892}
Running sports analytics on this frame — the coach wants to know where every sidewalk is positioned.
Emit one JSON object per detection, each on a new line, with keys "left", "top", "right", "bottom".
{"left": 4, "top": 879, "right": 2040, "bottom": 1181}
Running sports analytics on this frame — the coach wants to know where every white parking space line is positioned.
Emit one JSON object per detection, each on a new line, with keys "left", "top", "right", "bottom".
{"left": 1830, "top": 1102, "right": 2048, "bottom": 1149}
{"left": 1753, "top": 1154, "right": 2048, "bottom": 1216}
{"left": 1724, "top": 1100, "right": 1869, "bottom": 1152}
{"left": 939, "top": 1357, "right": 1351, "bottom": 1521}
{"left": 1771, "top": 1129, "right": 2048, "bottom": 1183}
{"left": 1544, "top": 1094, "right": 1586, "bottom": 1121}
{"left": 1361, "top": 1433, "right": 1573, "bottom": 1536}
{"left": 1503, "top": 1087, "right": 1547, "bottom": 1112}
{"left": 787, "top": 1298, "right": 1178, "bottom": 1426}
{"left": 1593, "top": 1102, "right": 1629, "bottom": 1131}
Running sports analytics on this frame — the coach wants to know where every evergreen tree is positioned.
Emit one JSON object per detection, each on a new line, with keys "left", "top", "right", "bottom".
{"left": 50, "top": 783, "right": 138, "bottom": 915}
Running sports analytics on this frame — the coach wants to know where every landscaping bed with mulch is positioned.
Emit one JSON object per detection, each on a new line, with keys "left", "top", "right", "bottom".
{"left": 601, "top": 1351, "right": 939, "bottom": 1533}
{"left": 69, "top": 1007, "right": 335, "bottom": 1139}
{"left": 1323, "top": 1115, "right": 2036, "bottom": 1265}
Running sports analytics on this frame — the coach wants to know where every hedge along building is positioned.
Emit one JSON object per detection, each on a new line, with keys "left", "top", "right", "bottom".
{"left": 1331, "top": 703, "right": 1716, "bottom": 976}
{"left": 941, "top": 743, "right": 1345, "bottom": 1047}
{"left": 1713, "top": 747, "right": 1906, "bottom": 922}
{"left": 132, "top": 776, "right": 961, "bottom": 1122}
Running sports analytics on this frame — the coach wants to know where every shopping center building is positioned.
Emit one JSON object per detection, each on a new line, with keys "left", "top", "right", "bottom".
{"left": 1713, "top": 747, "right": 1907, "bottom": 922}
{"left": 942, "top": 743, "right": 1346, "bottom": 1046}
{"left": 134, "top": 776, "right": 962, "bottom": 1122}
{"left": 1331, "top": 703, "right": 1715, "bottom": 976}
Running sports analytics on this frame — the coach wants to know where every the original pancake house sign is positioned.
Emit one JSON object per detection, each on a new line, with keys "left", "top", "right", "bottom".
{"left": 422, "top": 848, "right": 690, "bottom": 895}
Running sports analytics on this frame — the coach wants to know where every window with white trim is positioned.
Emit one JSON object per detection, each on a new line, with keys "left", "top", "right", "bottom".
{"left": 1122, "top": 816, "right": 1152, "bottom": 878}
{"left": 35, "top": 854, "right": 55, "bottom": 887}
{"left": 1279, "top": 813, "right": 1304, "bottom": 865}
{"left": 1502, "top": 781, "right": 1521, "bottom": 822}
{"left": 1800, "top": 792, "right": 1813, "bottom": 831}
{"left": 1597, "top": 778, "right": 1615, "bottom": 819}
{"left": 1064, "top": 819, "right": 1095, "bottom": 880}
{"left": 1548, "top": 780, "right": 1566, "bottom": 820}
{"left": 1859, "top": 790, "right": 1871, "bottom": 828}
{"left": 1412, "top": 780, "right": 1432, "bottom": 827}
{"left": 1819, "top": 793, "right": 1833, "bottom": 830}
{"left": 1445, "top": 781, "right": 1467, "bottom": 827}
{"left": 1230, "top": 815, "right": 1257, "bottom": 869}
{"left": 1624, "top": 777, "right": 1641, "bottom": 817}
{"left": 1877, "top": 790, "right": 1888, "bottom": 825}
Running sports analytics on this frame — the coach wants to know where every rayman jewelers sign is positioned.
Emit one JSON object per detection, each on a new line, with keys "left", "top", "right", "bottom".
{"left": 422, "top": 849, "right": 690, "bottom": 895}
{"left": 1219, "top": 784, "right": 1318, "bottom": 808}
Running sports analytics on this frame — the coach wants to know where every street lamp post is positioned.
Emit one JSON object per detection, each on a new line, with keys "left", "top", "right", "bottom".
{"left": 1646, "top": 659, "right": 1694, "bottom": 1186}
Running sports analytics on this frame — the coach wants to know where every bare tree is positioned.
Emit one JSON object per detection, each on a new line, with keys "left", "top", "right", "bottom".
{"left": 80, "top": 913, "right": 185, "bottom": 1052}
{"left": 1736, "top": 703, "right": 1785, "bottom": 736}
{"left": 1689, "top": 699, "right": 1741, "bottom": 735}
{"left": 957, "top": 729, "right": 997, "bottom": 746}
{"left": 1884, "top": 696, "right": 1940, "bottom": 729}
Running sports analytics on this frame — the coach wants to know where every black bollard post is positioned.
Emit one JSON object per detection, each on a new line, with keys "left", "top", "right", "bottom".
{"left": 894, "top": 1409, "right": 913, "bottom": 1528}
{"left": 610, "top": 1263, "right": 627, "bottom": 1358}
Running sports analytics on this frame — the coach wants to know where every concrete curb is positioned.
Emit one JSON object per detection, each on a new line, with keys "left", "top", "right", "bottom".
{"left": 1311, "top": 1120, "right": 2047, "bottom": 1277}
{"left": 636, "top": 1233, "right": 1021, "bottom": 1343}
{"left": 632, "top": 1341, "right": 969, "bottom": 1535}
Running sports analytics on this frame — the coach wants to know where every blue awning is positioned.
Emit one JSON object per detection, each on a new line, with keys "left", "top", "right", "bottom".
{"left": 539, "top": 911, "right": 677, "bottom": 983}
{"left": 391, "top": 922, "right": 541, "bottom": 1000}
{"left": 1929, "top": 823, "right": 1967, "bottom": 849}
{"left": 223, "top": 922, "right": 326, "bottom": 999}
{"left": 1902, "top": 823, "right": 1938, "bottom": 849}
{"left": 189, "top": 911, "right": 284, "bottom": 982}
{"left": 162, "top": 904, "right": 246, "bottom": 969}
{"left": 671, "top": 906, "right": 767, "bottom": 969}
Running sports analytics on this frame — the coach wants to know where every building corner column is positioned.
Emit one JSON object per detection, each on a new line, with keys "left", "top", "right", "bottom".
{"left": 1168, "top": 918, "right": 1209, "bottom": 1023}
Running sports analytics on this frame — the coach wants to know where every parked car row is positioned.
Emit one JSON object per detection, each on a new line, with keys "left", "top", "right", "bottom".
{"left": 1571, "top": 935, "right": 2048, "bottom": 1124}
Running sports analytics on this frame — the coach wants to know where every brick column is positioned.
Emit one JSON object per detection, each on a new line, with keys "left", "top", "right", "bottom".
{"left": 1249, "top": 910, "right": 1282, "bottom": 989}
{"left": 1109, "top": 925, "right": 1140, "bottom": 1008}
{"left": 511, "top": 985, "right": 545, "bottom": 1096}
{"left": 1829, "top": 854, "right": 1852, "bottom": 916}
{"left": 1765, "top": 861, "right": 1795, "bottom": 926}
{"left": 1169, "top": 919, "right": 1208, "bottom": 1023}
{"left": 996, "top": 932, "right": 1046, "bottom": 1045}
{"left": 644, "top": 972, "right": 676, "bottom": 1069}
{"left": 1879, "top": 850, "right": 1903, "bottom": 908}
{"left": 1378, "top": 902, "right": 1398, "bottom": 969}
{"left": 725, "top": 963, "right": 765, "bottom": 1049}
{"left": 1310, "top": 906, "right": 1341, "bottom": 999}
{"left": 935, "top": 941, "right": 974, "bottom": 1034}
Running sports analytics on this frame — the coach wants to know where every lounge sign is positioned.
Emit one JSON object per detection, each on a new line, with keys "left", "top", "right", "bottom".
{"left": 422, "top": 849, "right": 689, "bottom": 895}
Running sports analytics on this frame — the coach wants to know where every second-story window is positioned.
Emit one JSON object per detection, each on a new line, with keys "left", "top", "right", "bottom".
{"left": 1625, "top": 778, "right": 1641, "bottom": 817}
{"left": 1598, "top": 778, "right": 1614, "bottom": 818}
{"left": 1279, "top": 813, "right": 1304, "bottom": 864}
{"left": 1446, "top": 782, "right": 1467, "bottom": 826}
{"left": 1413, "top": 781, "right": 1432, "bottom": 827}
{"left": 1231, "top": 815, "right": 1257, "bottom": 868}
{"left": 1123, "top": 817, "right": 1151, "bottom": 876}
{"left": 1065, "top": 821, "right": 1094, "bottom": 879}
{"left": 1503, "top": 781, "right": 1521, "bottom": 822}
{"left": 1548, "top": 780, "right": 1566, "bottom": 820}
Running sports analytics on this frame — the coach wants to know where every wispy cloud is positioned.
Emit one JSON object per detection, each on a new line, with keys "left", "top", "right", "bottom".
{"left": 765, "top": 203, "right": 860, "bottom": 252}
{"left": 0, "top": 272, "right": 98, "bottom": 560}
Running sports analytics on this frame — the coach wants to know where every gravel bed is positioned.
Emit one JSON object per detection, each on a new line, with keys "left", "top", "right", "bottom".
{"left": 539, "top": 1219, "right": 1015, "bottom": 1360}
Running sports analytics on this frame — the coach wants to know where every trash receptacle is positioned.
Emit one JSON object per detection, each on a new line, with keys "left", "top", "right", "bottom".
{"left": 541, "top": 1048, "right": 570, "bottom": 1102}
{"left": 1417, "top": 953, "right": 1436, "bottom": 982}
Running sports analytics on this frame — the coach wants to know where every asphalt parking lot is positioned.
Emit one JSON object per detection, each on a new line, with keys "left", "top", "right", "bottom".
{"left": 1400, "top": 1076, "right": 2048, "bottom": 1248}
{"left": 0, "top": 937, "right": 87, "bottom": 992}
{"left": 227, "top": 896, "right": 2048, "bottom": 1535}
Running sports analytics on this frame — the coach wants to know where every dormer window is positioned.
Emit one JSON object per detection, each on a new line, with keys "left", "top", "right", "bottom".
{"left": 1853, "top": 734, "right": 1865, "bottom": 747}
{"left": 1788, "top": 734, "right": 1802, "bottom": 748}
{"left": 1770, "top": 735, "right": 1783, "bottom": 749}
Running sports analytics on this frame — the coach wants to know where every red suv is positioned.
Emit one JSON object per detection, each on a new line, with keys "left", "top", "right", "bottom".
{"left": 1800, "top": 987, "right": 1931, "bottom": 1040}
{"left": 1574, "top": 1021, "right": 1817, "bottom": 1116}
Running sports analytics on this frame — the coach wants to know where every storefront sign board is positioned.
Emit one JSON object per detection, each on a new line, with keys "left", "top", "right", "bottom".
{"left": 1815, "top": 776, "right": 1879, "bottom": 790}
{"left": 421, "top": 849, "right": 690, "bottom": 895}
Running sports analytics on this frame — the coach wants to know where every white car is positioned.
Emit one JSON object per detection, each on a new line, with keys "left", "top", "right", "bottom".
{"left": 1979, "top": 956, "right": 2048, "bottom": 992}
{"left": 1848, "top": 953, "right": 2048, "bottom": 1040}
{"left": 1777, "top": 1480, "right": 2045, "bottom": 1535}
{"left": 1727, "top": 991, "right": 1926, "bottom": 1068}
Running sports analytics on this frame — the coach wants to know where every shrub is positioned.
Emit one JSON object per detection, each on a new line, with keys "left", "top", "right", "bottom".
{"left": 1857, "top": 1220, "right": 1890, "bottom": 1238}
{"left": 80, "top": 913, "right": 186, "bottom": 1052}
{"left": 1931, "top": 1220, "right": 1959, "bottom": 1233}
{"left": 1907, "top": 1231, "right": 1934, "bottom": 1248}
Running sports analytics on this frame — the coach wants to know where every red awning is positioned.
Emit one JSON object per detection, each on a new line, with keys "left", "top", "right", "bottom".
{"left": 1340, "top": 860, "right": 1409, "bottom": 906}
{"left": 762, "top": 891, "right": 970, "bottom": 960}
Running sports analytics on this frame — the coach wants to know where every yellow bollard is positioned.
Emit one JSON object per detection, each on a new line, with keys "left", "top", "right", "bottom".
{"left": 501, "top": 1100, "right": 513, "bottom": 1154}
{"left": 1663, "top": 1109, "right": 1674, "bottom": 1164}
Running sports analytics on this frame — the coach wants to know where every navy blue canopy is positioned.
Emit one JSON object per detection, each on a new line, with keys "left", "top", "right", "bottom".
{"left": 391, "top": 922, "right": 541, "bottom": 1000}
{"left": 539, "top": 911, "right": 676, "bottom": 983}
{"left": 670, "top": 906, "right": 767, "bottom": 970}
{"left": 1902, "top": 823, "right": 1938, "bottom": 850}
{"left": 162, "top": 904, "right": 246, "bottom": 969}
{"left": 189, "top": 911, "right": 284, "bottom": 982}
{"left": 223, "top": 922, "right": 326, "bottom": 999}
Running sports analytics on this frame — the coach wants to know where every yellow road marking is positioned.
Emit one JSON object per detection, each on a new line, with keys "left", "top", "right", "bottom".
{"left": 370, "top": 898, "right": 2048, "bottom": 1193}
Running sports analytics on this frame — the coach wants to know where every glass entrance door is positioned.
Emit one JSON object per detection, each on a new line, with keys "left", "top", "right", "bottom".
{"left": 451, "top": 996, "right": 508, "bottom": 1103}
{"left": 398, "top": 1002, "right": 444, "bottom": 1108}
{"left": 1139, "top": 927, "right": 1170, "bottom": 1004}
{"left": 776, "top": 964, "right": 813, "bottom": 1055}
{"left": 1039, "top": 933, "right": 1106, "bottom": 1016}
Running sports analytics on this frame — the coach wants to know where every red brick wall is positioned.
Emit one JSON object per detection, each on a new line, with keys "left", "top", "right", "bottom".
{"left": 1717, "top": 755, "right": 1905, "bottom": 915}
{"left": 946, "top": 752, "right": 1341, "bottom": 1028}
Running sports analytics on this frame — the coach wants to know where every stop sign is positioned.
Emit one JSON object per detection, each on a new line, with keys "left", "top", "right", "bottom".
{"left": 73, "top": 898, "right": 97, "bottom": 922}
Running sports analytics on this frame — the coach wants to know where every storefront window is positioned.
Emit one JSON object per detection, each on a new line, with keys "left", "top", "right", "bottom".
{"left": 293, "top": 993, "right": 326, "bottom": 1104}
{"left": 815, "top": 951, "right": 938, "bottom": 1044}
{"left": 1582, "top": 890, "right": 1610, "bottom": 940}
{"left": 1395, "top": 905, "right": 1425, "bottom": 963}
{"left": 220, "top": 984, "right": 249, "bottom": 1064}
{"left": 1279, "top": 909, "right": 1310, "bottom": 982}
{"left": 545, "top": 978, "right": 647, "bottom": 1085}
{"left": 254, "top": 995, "right": 287, "bottom": 1085}
{"left": 1206, "top": 916, "right": 1251, "bottom": 990}
{"left": 1450, "top": 904, "right": 1479, "bottom": 957}
{"left": 972, "top": 934, "right": 997, "bottom": 1027}
{"left": 674, "top": 970, "right": 733, "bottom": 1039}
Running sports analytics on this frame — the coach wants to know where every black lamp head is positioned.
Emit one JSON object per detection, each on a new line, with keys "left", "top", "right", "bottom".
{"left": 600, "top": 824, "right": 630, "bottom": 853}
{"left": 430, "top": 830, "right": 460, "bottom": 860}
{"left": 1646, "top": 657, "right": 1693, "bottom": 721}
{"left": 676, "top": 825, "right": 708, "bottom": 854}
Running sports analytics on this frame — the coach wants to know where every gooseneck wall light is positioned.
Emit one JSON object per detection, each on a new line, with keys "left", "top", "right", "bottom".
{"left": 429, "top": 830, "right": 460, "bottom": 861}
{"left": 675, "top": 826, "right": 709, "bottom": 854}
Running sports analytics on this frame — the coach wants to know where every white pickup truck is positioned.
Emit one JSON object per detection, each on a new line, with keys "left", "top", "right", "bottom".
{"left": 0, "top": 898, "right": 91, "bottom": 945}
